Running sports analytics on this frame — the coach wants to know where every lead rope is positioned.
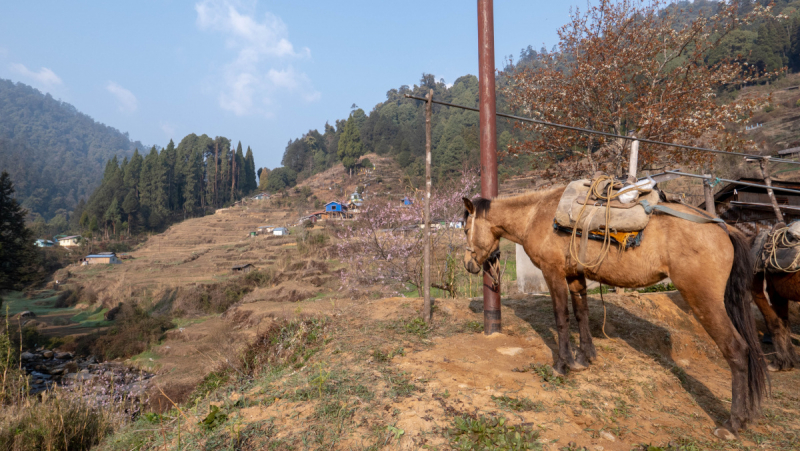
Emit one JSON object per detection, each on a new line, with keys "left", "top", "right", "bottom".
{"left": 599, "top": 284, "right": 612, "bottom": 340}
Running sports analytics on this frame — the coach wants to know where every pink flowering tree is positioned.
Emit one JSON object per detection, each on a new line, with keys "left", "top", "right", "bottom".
{"left": 337, "top": 169, "right": 479, "bottom": 297}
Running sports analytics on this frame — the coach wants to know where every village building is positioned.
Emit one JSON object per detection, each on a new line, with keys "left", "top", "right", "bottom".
{"left": 34, "top": 239, "right": 54, "bottom": 247}
{"left": 57, "top": 235, "right": 82, "bottom": 247}
{"left": 272, "top": 227, "right": 289, "bottom": 236}
{"left": 82, "top": 252, "right": 122, "bottom": 265}
{"left": 324, "top": 201, "right": 349, "bottom": 219}
{"left": 232, "top": 263, "right": 254, "bottom": 274}
{"left": 257, "top": 225, "right": 277, "bottom": 235}
{"left": 698, "top": 177, "right": 800, "bottom": 235}
{"left": 401, "top": 196, "right": 413, "bottom": 206}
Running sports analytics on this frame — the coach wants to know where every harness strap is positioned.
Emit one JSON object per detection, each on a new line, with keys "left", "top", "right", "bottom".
{"left": 639, "top": 200, "right": 725, "bottom": 224}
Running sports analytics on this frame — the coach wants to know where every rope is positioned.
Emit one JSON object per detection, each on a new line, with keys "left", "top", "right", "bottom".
{"left": 568, "top": 175, "right": 651, "bottom": 270}
{"left": 599, "top": 284, "right": 612, "bottom": 340}
{"left": 764, "top": 227, "right": 800, "bottom": 273}
{"left": 709, "top": 177, "right": 722, "bottom": 188}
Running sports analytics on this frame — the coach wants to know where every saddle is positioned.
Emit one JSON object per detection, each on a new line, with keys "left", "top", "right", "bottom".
{"left": 554, "top": 175, "right": 661, "bottom": 233}
{"left": 753, "top": 222, "right": 800, "bottom": 273}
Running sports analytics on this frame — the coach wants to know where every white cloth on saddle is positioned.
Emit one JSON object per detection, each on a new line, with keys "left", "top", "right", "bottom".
{"left": 554, "top": 179, "right": 660, "bottom": 233}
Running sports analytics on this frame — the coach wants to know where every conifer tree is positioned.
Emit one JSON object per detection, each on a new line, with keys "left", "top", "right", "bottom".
{"left": 244, "top": 146, "right": 257, "bottom": 193}
{"left": 338, "top": 112, "right": 364, "bottom": 170}
{"left": 0, "top": 171, "right": 40, "bottom": 290}
{"left": 122, "top": 190, "right": 139, "bottom": 235}
{"left": 104, "top": 197, "right": 122, "bottom": 238}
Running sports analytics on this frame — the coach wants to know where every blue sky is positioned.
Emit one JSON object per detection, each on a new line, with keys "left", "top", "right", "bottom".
{"left": 0, "top": 1, "right": 577, "bottom": 170}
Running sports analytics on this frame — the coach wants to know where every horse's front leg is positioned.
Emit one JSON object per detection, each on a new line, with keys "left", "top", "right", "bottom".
{"left": 543, "top": 270, "right": 581, "bottom": 375}
{"left": 568, "top": 275, "right": 596, "bottom": 366}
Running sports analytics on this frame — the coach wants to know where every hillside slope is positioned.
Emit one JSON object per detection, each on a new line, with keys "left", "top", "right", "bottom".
{"left": 0, "top": 79, "right": 143, "bottom": 220}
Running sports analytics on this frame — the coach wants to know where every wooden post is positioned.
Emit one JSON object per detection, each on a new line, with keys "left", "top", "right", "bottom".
{"left": 423, "top": 90, "right": 433, "bottom": 324}
{"left": 703, "top": 174, "right": 715, "bottom": 215}
{"left": 759, "top": 157, "right": 785, "bottom": 223}
{"left": 627, "top": 134, "right": 639, "bottom": 181}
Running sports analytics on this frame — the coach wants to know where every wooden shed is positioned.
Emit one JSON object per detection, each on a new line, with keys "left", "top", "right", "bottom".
{"left": 232, "top": 264, "right": 254, "bottom": 274}
{"left": 698, "top": 177, "right": 800, "bottom": 234}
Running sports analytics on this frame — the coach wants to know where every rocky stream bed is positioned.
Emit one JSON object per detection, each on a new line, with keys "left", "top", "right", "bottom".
{"left": 20, "top": 348, "right": 154, "bottom": 402}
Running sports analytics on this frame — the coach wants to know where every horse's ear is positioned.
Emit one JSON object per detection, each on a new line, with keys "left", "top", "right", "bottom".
{"left": 463, "top": 197, "right": 475, "bottom": 215}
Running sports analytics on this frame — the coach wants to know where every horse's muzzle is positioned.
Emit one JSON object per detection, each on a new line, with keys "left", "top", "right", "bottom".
{"left": 464, "top": 259, "right": 481, "bottom": 274}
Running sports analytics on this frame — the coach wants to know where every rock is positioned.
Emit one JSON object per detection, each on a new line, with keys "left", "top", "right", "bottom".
{"left": 50, "top": 368, "right": 64, "bottom": 375}
{"left": 31, "top": 371, "right": 51, "bottom": 380}
{"left": 103, "top": 371, "right": 115, "bottom": 379}
{"left": 42, "top": 350, "right": 54, "bottom": 359}
{"left": 55, "top": 352, "right": 72, "bottom": 360}
{"left": 19, "top": 311, "right": 36, "bottom": 319}
{"left": 495, "top": 347, "right": 523, "bottom": 356}
{"left": 599, "top": 431, "right": 616, "bottom": 442}
{"left": 21, "top": 351, "right": 35, "bottom": 361}
{"left": 79, "top": 369, "right": 89, "bottom": 374}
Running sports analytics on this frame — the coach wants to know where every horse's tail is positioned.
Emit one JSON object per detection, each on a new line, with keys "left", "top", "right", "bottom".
{"left": 725, "top": 227, "right": 768, "bottom": 418}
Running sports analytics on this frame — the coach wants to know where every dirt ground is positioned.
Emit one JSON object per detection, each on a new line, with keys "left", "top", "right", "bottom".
{"left": 106, "top": 286, "right": 800, "bottom": 450}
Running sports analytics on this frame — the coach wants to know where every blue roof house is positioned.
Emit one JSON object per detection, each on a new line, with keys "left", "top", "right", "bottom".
{"left": 402, "top": 197, "right": 413, "bottom": 206}
{"left": 325, "top": 201, "right": 344, "bottom": 212}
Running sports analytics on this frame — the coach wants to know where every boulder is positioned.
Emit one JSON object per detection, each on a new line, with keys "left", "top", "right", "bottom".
{"left": 55, "top": 352, "right": 72, "bottom": 360}
{"left": 20, "top": 351, "right": 35, "bottom": 361}
{"left": 42, "top": 350, "right": 54, "bottom": 359}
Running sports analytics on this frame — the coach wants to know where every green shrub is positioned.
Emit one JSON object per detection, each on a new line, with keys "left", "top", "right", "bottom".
{"left": 765, "top": 103, "right": 775, "bottom": 113}
{"left": 795, "top": 98, "right": 800, "bottom": 108}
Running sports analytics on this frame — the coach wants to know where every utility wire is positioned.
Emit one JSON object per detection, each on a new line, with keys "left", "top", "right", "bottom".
{"left": 403, "top": 94, "right": 800, "bottom": 166}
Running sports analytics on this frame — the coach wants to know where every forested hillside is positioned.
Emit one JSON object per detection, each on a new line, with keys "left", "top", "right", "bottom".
{"left": 81, "top": 136, "right": 257, "bottom": 238}
{"left": 0, "top": 79, "right": 144, "bottom": 222}
{"left": 267, "top": 0, "right": 800, "bottom": 190}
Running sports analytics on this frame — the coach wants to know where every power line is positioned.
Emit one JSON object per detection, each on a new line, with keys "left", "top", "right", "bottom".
{"left": 665, "top": 170, "right": 800, "bottom": 196}
{"left": 403, "top": 94, "right": 800, "bottom": 166}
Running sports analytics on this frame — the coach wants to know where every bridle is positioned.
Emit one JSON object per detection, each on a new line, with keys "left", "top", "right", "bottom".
{"left": 465, "top": 214, "right": 477, "bottom": 254}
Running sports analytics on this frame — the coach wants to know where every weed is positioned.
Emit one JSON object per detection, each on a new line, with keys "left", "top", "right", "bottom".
{"left": 492, "top": 395, "right": 545, "bottom": 412}
{"left": 190, "top": 371, "right": 230, "bottom": 403}
{"left": 370, "top": 347, "right": 405, "bottom": 362}
{"left": 637, "top": 283, "right": 676, "bottom": 293}
{"left": 404, "top": 317, "right": 430, "bottom": 338}
{"left": 513, "top": 363, "right": 569, "bottom": 387}
{"left": 462, "top": 320, "right": 484, "bottom": 333}
{"left": 445, "top": 415, "right": 541, "bottom": 450}
{"left": 199, "top": 404, "right": 228, "bottom": 431}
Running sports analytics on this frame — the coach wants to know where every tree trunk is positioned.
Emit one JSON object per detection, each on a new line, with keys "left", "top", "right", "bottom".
{"left": 214, "top": 143, "right": 219, "bottom": 208}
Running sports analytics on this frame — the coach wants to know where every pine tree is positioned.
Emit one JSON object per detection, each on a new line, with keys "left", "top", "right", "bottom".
{"left": 122, "top": 189, "right": 139, "bottom": 235}
{"left": 104, "top": 197, "right": 122, "bottom": 238}
{"left": 244, "top": 146, "right": 257, "bottom": 193}
{"left": 0, "top": 171, "right": 40, "bottom": 290}
{"left": 338, "top": 113, "right": 364, "bottom": 170}
{"left": 161, "top": 139, "right": 177, "bottom": 211}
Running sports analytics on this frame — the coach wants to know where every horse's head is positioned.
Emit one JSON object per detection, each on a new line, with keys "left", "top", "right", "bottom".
{"left": 462, "top": 197, "right": 500, "bottom": 274}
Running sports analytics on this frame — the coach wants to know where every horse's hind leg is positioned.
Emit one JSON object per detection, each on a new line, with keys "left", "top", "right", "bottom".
{"left": 568, "top": 275, "right": 597, "bottom": 366}
{"left": 762, "top": 278, "right": 799, "bottom": 371}
{"left": 679, "top": 288, "right": 750, "bottom": 437}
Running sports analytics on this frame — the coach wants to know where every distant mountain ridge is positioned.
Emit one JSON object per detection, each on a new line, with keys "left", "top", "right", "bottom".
{"left": 0, "top": 78, "right": 144, "bottom": 221}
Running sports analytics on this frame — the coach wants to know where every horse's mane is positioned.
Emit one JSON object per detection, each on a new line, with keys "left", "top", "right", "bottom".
{"left": 463, "top": 186, "right": 565, "bottom": 222}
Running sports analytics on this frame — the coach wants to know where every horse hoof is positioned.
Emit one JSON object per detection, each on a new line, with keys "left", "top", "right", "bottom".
{"left": 569, "top": 362, "right": 587, "bottom": 372}
{"left": 713, "top": 427, "right": 737, "bottom": 441}
{"left": 767, "top": 363, "right": 793, "bottom": 372}
{"left": 552, "top": 366, "right": 567, "bottom": 377}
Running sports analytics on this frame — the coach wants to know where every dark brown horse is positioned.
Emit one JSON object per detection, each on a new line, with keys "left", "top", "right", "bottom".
{"left": 752, "top": 269, "right": 800, "bottom": 371}
{"left": 462, "top": 188, "right": 767, "bottom": 439}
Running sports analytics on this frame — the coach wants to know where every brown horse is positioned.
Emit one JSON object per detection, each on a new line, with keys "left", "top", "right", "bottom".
{"left": 751, "top": 270, "right": 800, "bottom": 372}
{"left": 462, "top": 188, "right": 767, "bottom": 438}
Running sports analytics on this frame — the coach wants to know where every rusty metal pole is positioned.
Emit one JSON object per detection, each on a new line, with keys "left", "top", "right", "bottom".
{"left": 478, "top": 0, "right": 501, "bottom": 335}
{"left": 423, "top": 89, "right": 433, "bottom": 324}
{"left": 703, "top": 174, "right": 715, "bottom": 215}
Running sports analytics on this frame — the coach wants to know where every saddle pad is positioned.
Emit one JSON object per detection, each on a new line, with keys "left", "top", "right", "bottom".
{"left": 554, "top": 179, "right": 660, "bottom": 233}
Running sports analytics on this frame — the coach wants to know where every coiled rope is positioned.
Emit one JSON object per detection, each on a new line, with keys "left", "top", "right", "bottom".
{"left": 764, "top": 227, "right": 800, "bottom": 273}
{"left": 568, "top": 175, "right": 651, "bottom": 270}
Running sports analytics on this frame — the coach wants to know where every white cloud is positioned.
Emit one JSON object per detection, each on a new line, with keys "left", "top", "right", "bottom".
{"left": 106, "top": 81, "right": 138, "bottom": 113}
{"left": 195, "top": 0, "right": 319, "bottom": 116}
{"left": 10, "top": 63, "right": 62, "bottom": 87}
{"left": 161, "top": 122, "right": 176, "bottom": 140}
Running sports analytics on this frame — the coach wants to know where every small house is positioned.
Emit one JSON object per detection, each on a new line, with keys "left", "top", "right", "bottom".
{"left": 35, "top": 239, "right": 54, "bottom": 247}
{"left": 257, "top": 225, "right": 276, "bottom": 235}
{"left": 249, "top": 231, "right": 257, "bottom": 237}
{"left": 232, "top": 263, "right": 254, "bottom": 274}
{"left": 273, "top": 227, "right": 289, "bottom": 236}
{"left": 58, "top": 235, "right": 82, "bottom": 247}
{"left": 83, "top": 253, "right": 122, "bottom": 265}
{"left": 402, "top": 196, "right": 413, "bottom": 206}
{"left": 325, "top": 201, "right": 344, "bottom": 213}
